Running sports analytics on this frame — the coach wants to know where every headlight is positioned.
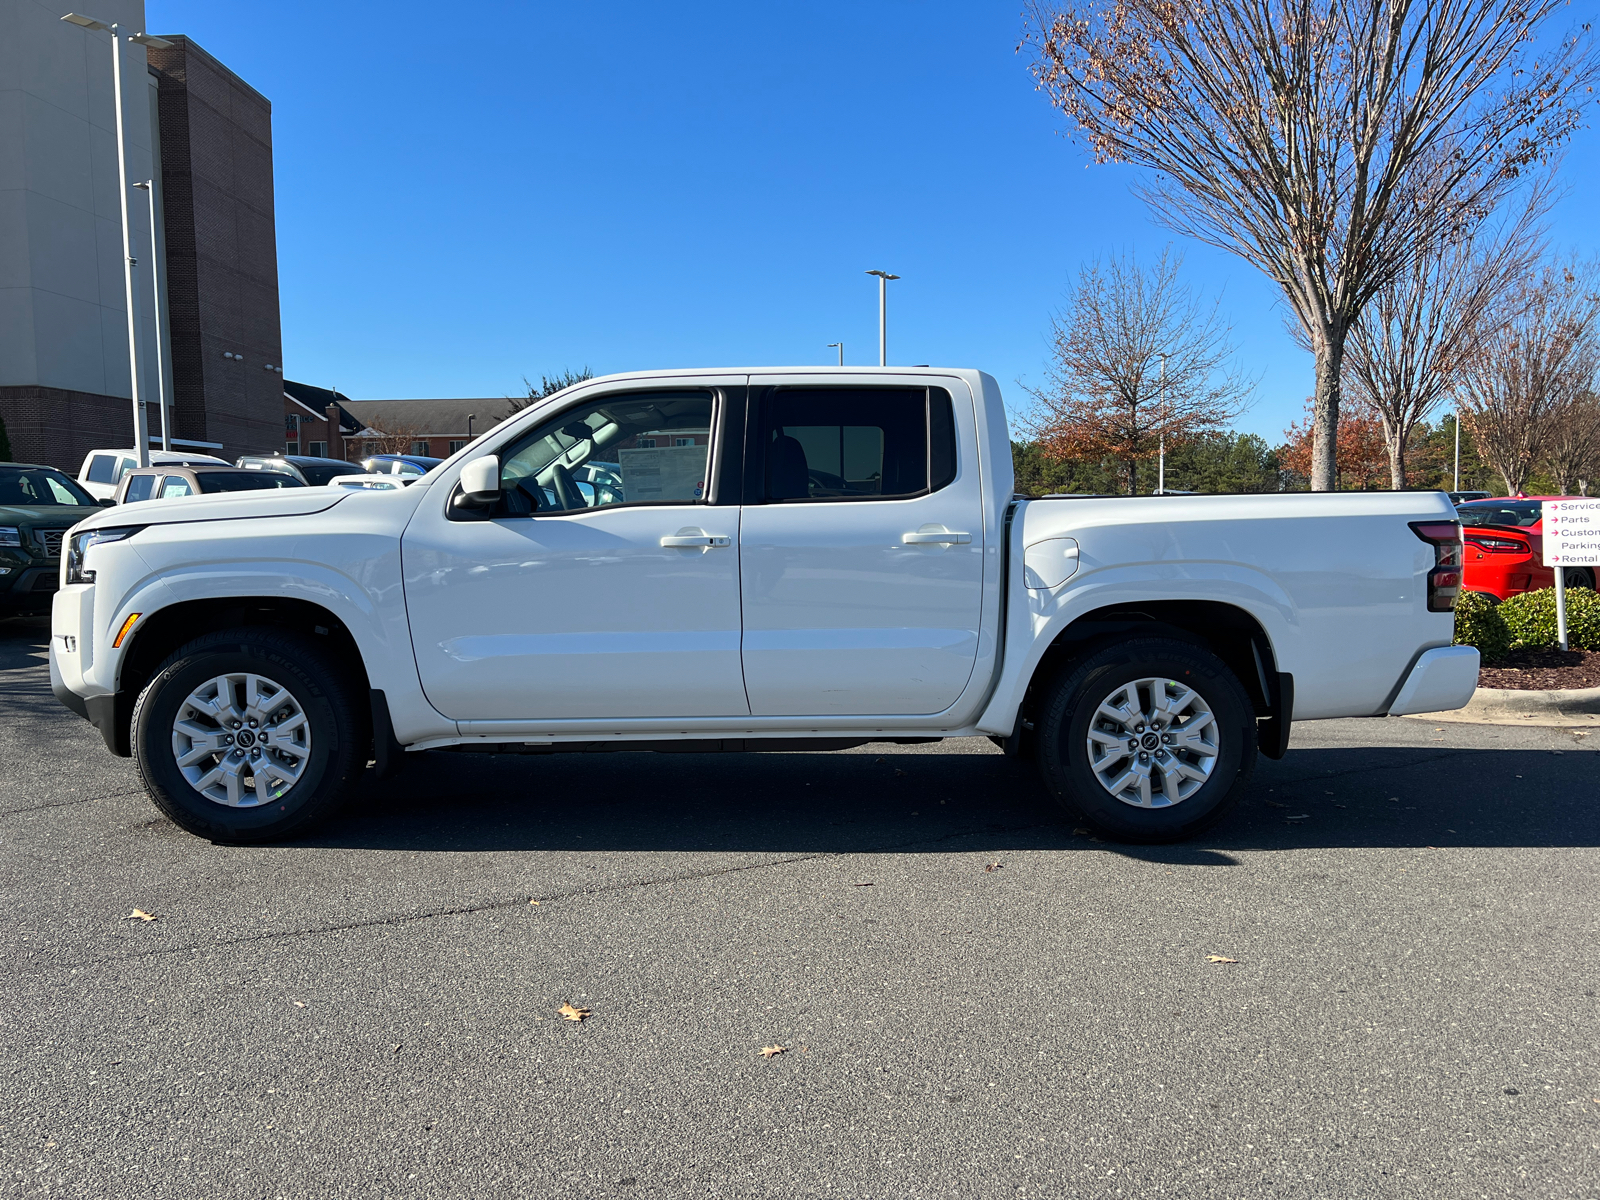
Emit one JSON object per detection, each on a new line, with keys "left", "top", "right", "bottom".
{"left": 65, "top": 526, "right": 141, "bottom": 585}
{"left": 0, "top": 527, "right": 19, "bottom": 548}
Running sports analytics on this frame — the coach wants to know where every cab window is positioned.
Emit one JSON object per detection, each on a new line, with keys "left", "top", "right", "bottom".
{"left": 758, "top": 387, "right": 957, "bottom": 502}
{"left": 123, "top": 474, "right": 157, "bottom": 503}
{"left": 494, "top": 390, "right": 714, "bottom": 516}
{"left": 160, "top": 476, "right": 193, "bottom": 499}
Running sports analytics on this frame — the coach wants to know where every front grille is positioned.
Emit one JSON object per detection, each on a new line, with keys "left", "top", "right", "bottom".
{"left": 36, "top": 529, "right": 66, "bottom": 557}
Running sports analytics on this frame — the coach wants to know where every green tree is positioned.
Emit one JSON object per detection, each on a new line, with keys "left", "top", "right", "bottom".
{"left": 1162, "top": 433, "right": 1281, "bottom": 494}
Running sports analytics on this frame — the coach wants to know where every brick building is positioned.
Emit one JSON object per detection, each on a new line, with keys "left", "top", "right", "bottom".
{"left": 0, "top": 4, "right": 282, "bottom": 468}
{"left": 279, "top": 386, "right": 511, "bottom": 460}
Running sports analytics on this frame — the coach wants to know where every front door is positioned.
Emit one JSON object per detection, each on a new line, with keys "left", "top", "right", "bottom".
{"left": 402, "top": 384, "right": 750, "bottom": 722}
{"left": 738, "top": 378, "right": 986, "bottom": 716}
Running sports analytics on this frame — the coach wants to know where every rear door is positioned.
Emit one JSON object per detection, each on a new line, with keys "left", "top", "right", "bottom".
{"left": 737, "top": 377, "right": 986, "bottom": 716}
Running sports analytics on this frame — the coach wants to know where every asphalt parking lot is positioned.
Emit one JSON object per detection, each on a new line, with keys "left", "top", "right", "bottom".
{"left": 2, "top": 615, "right": 1598, "bottom": 1199}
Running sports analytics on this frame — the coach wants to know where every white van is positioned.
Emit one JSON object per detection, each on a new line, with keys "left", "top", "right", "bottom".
{"left": 77, "top": 449, "right": 229, "bottom": 501}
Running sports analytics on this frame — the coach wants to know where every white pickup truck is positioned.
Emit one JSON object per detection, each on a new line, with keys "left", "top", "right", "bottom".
{"left": 50, "top": 368, "right": 1478, "bottom": 844}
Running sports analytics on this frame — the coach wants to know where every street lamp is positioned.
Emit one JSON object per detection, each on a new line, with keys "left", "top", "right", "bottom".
{"left": 61, "top": 15, "right": 173, "bottom": 468}
{"left": 826, "top": 342, "right": 843, "bottom": 366}
{"left": 1156, "top": 352, "right": 1171, "bottom": 494}
{"left": 131, "top": 180, "right": 169, "bottom": 452}
{"left": 865, "top": 270, "right": 899, "bottom": 366}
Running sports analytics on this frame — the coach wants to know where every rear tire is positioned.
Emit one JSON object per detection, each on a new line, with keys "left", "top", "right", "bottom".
{"left": 131, "top": 627, "right": 367, "bottom": 843}
{"left": 1035, "top": 637, "right": 1256, "bottom": 843}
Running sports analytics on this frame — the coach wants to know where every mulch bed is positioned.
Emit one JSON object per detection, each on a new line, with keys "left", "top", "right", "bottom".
{"left": 1478, "top": 647, "right": 1600, "bottom": 691}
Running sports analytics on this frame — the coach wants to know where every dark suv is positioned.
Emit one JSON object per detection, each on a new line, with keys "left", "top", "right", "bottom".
{"left": 0, "top": 464, "right": 105, "bottom": 616}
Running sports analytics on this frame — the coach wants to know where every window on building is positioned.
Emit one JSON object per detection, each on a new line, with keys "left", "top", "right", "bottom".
{"left": 674, "top": 437, "right": 694, "bottom": 447}
{"left": 449, "top": 440, "right": 468, "bottom": 454}
{"left": 307, "top": 441, "right": 327, "bottom": 458}
{"left": 410, "top": 440, "right": 431, "bottom": 456}
{"left": 636, "top": 438, "right": 656, "bottom": 448}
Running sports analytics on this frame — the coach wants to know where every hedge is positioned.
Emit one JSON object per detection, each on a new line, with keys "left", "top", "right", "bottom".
{"left": 1498, "top": 584, "right": 1600, "bottom": 651}
{"left": 1453, "top": 590, "right": 1511, "bottom": 662}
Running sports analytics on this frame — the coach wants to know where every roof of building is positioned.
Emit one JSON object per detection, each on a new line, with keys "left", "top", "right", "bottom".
{"left": 339, "top": 398, "right": 514, "bottom": 437}
{"left": 283, "top": 381, "right": 361, "bottom": 432}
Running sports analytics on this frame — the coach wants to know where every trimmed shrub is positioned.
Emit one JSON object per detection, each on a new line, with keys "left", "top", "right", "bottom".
{"left": 1498, "top": 585, "right": 1600, "bottom": 651}
{"left": 1453, "top": 590, "right": 1511, "bottom": 662}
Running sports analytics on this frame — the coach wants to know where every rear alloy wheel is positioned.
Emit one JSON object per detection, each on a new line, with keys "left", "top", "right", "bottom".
{"left": 1037, "top": 637, "right": 1256, "bottom": 843}
{"left": 132, "top": 627, "right": 367, "bottom": 842}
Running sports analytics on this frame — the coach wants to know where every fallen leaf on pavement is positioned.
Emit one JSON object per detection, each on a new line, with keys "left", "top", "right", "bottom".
{"left": 558, "top": 1003, "right": 591, "bottom": 1022}
{"left": 1262, "top": 799, "right": 1288, "bottom": 808}
{"left": 853, "top": 881, "right": 873, "bottom": 887}
{"left": 1206, "top": 955, "right": 1239, "bottom": 964}
{"left": 1285, "top": 814, "right": 1309, "bottom": 821}
{"left": 893, "top": 769, "right": 908, "bottom": 776}
{"left": 126, "top": 909, "right": 156, "bottom": 922}
{"left": 528, "top": 899, "right": 540, "bottom": 906}
{"left": 293, "top": 1001, "right": 306, "bottom": 1008}
{"left": 759, "top": 1045, "right": 786, "bottom": 1058}
{"left": 1072, "top": 827, "right": 1090, "bottom": 836}
{"left": 985, "top": 863, "right": 1002, "bottom": 872}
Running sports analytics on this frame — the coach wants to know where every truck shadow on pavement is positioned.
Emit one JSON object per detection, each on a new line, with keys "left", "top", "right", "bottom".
{"left": 313, "top": 736, "right": 1600, "bottom": 863}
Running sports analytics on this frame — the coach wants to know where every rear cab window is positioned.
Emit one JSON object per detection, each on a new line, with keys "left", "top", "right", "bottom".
{"left": 755, "top": 386, "right": 958, "bottom": 502}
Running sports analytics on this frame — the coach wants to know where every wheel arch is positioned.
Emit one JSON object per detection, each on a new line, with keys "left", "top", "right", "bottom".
{"left": 101, "top": 598, "right": 372, "bottom": 758}
{"left": 1013, "top": 599, "right": 1292, "bottom": 761}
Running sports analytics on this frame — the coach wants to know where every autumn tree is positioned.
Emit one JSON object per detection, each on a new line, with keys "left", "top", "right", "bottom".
{"left": 1026, "top": 248, "right": 1252, "bottom": 494}
{"left": 1459, "top": 260, "right": 1600, "bottom": 494}
{"left": 1542, "top": 390, "right": 1600, "bottom": 495}
{"left": 1023, "top": 0, "right": 1596, "bottom": 491}
{"left": 508, "top": 368, "right": 595, "bottom": 415}
{"left": 1279, "top": 397, "right": 1391, "bottom": 490}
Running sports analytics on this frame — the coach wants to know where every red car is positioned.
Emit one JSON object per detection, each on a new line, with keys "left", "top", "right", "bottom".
{"left": 1455, "top": 496, "right": 1596, "bottom": 600}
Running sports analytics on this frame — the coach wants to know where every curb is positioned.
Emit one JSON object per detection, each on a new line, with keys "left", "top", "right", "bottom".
{"left": 1404, "top": 684, "right": 1600, "bottom": 727}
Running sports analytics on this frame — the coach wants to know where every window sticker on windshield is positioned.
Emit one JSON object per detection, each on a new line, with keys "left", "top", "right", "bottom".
{"left": 618, "top": 446, "right": 705, "bottom": 503}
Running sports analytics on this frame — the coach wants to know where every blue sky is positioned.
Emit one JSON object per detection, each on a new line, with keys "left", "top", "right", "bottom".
{"left": 148, "top": 1, "right": 1599, "bottom": 442}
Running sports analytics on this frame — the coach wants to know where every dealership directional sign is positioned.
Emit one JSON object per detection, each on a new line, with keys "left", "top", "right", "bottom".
{"left": 1543, "top": 499, "right": 1600, "bottom": 567}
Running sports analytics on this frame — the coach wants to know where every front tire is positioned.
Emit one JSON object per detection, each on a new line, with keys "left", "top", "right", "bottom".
{"left": 1036, "top": 637, "right": 1256, "bottom": 843}
{"left": 131, "top": 627, "right": 367, "bottom": 843}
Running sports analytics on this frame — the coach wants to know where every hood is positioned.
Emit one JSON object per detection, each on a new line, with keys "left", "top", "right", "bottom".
{"left": 0, "top": 504, "right": 104, "bottom": 526}
{"left": 71, "top": 488, "right": 350, "bottom": 532}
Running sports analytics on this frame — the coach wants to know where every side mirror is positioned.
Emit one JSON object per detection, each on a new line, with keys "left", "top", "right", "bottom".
{"left": 98, "top": 497, "right": 117, "bottom": 508}
{"left": 458, "top": 456, "right": 501, "bottom": 506}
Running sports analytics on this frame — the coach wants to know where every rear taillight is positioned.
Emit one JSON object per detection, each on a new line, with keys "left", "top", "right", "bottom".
{"left": 1411, "top": 520, "right": 1463, "bottom": 611}
{"left": 1464, "top": 532, "right": 1525, "bottom": 554}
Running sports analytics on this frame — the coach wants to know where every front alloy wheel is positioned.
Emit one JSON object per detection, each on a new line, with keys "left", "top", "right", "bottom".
{"left": 172, "top": 672, "right": 313, "bottom": 807}
{"left": 133, "top": 627, "right": 367, "bottom": 842}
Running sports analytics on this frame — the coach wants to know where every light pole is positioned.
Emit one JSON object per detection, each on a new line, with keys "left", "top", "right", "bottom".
{"left": 132, "top": 180, "right": 169, "bottom": 452}
{"left": 1156, "top": 352, "right": 1171, "bottom": 494}
{"left": 61, "top": 15, "right": 172, "bottom": 468}
{"left": 865, "top": 270, "right": 899, "bottom": 366}
{"left": 1453, "top": 404, "right": 1461, "bottom": 492}
{"left": 827, "top": 342, "right": 843, "bottom": 366}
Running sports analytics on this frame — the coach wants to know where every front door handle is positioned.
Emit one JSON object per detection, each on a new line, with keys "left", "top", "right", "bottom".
{"left": 661, "top": 532, "right": 732, "bottom": 548}
{"left": 902, "top": 530, "right": 971, "bottom": 545}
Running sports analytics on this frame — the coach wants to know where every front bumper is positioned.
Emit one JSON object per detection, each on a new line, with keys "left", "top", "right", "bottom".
{"left": 1388, "top": 645, "right": 1480, "bottom": 715}
{"left": 0, "top": 563, "right": 60, "bottom": 612}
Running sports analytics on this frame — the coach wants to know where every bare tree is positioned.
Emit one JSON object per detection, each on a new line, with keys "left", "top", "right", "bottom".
{"left": 1023, "top": 0, "right": 1596, "bottom": 491}
{"left": 1543, "top": 389, "right": 1600, "bottom": 495}
{"left": 1026, "top": 248, "right": 1252, "bottom": 494}
{"left": 1331, "top": 176, "right": 1549, "bottom": 488}
{"left": 352, "top": 424, "right": 425, "bottom": 457}
{"left": 1459, "top": 260, "right": 1600, "bottom": 495}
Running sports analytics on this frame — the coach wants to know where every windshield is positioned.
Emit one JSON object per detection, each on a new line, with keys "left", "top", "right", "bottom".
{"left": 0, "top": 466, "right": 96, "bottom": 507}
{"left": 196, "top": 472, "right": 305, "bottom": 494}
{"left": 1456, "top": 500, "right": 1543, "bottom": 527}
{"left": 300, "top": 462, "right": 367, "bottom": 486}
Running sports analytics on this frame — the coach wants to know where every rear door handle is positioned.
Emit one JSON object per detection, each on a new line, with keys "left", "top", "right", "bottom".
{"left": 902, "top": 531, "right": 971, "bottom": 545}
{"left": 661, "top": 533, "right": 732, "bottom": 547}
